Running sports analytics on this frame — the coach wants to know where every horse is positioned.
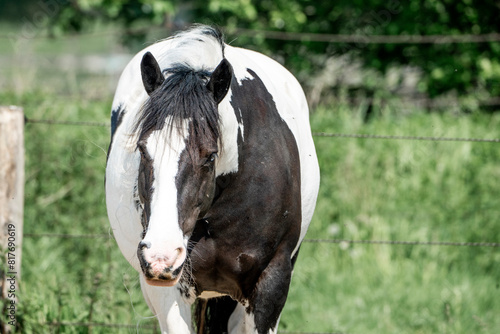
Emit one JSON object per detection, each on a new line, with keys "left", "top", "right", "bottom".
{"left": 105, "top": 25, "right": 320, "bottom": 334}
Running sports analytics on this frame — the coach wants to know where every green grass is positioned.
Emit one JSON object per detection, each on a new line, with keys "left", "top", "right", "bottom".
{"left": 281, "top": 106, "right": 500, "bottom": 333}
{"left": 1, "top": 91, "right": 499, "bottom": 333}
{"left": 2, "top": 91, "right": 157, "bottom": 333}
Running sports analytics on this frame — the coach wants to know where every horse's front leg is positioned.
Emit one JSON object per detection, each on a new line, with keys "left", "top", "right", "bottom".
{"left": 140, "top": 275, "right": 194, "bottom": 333}
{"left": 228, "top": 251, "right": 293, "bottom": 334}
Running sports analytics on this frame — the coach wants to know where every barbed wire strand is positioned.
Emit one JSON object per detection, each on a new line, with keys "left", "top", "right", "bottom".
{"left": 23, "top": 233, "right": 110, "bottom": 239}
{"left": 23, "top": 233, "right": 500, "bottom": 247}
{"left": 279, "top": 332, "right": 346, "bottom": 334}
{"left": 41, "top": 321, "right": 341, "bottom": 334}
{"left": 41, "top": 321, "right": 156, "bottom": 329}
{"left": 231, "top": 28, "right": 500, "bottom": 44}
{"left": 24, "top": 118, "right": 500, "bottom": 143}
{"left": 25, "top": 117, "right": 109, "bottom": 127}
{"left": 3, "top": 25, "right": 500, "bottom": 44}
{"left": 312, "top": 132, "right": 500, "bottom": 143}
{"left": 305, "top": 239, "right": 500, "bottom": 247}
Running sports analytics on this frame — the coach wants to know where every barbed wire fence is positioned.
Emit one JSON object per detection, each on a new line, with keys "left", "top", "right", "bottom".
{"left": 20, "top": 114, "right": 500, "bottom": 333}
{"left": 24, "top": 115, "right": 500, "bottom": 247}
{"left": 9, "top": 25, "right": 499, "bottom": 333}
{"left": 23, "top": 233, "right": 500, "bottom": 248}
{"left": 19, "top": 113, "right": 500, "bottom": 333}
{"left": 24, "top": 116, "right": 500, "bottom": 143}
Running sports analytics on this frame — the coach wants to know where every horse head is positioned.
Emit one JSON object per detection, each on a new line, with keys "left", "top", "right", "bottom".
{"left": 134, "top": 51, "right": 232, "bottom": 286}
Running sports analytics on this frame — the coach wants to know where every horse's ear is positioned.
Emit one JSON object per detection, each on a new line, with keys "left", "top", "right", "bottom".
{"left": 207, "top": 59, "right": 233, "bottom": 104}
{"left": 141, "top": 52, "right": 164, "bottom": 96}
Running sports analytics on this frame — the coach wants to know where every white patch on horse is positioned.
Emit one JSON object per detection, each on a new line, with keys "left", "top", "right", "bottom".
{"left": 237, "top": 107, "right": 245, "bottom": 141}
{"left": 140, "top": 118, "right": 191, "bottom": 276}
{"left": 231, "top": 60, "right": 254, "bottom": 85}
{"left": 106, "top": 136, "right": 142, "bottom": 272}
{"left": 228, "top": 303, "right": 257, "bottom": 334}
{"left": 155, "top": 29, "right": 224, "bottom": 72}
{"left": 199, "top": 291, "right": 228, "bottom": 299}
{"left": 216, "top": 89, "right": 240, "bottom": 176}
{"left": 140, "top": 275, "right": 193, "bottom": 333}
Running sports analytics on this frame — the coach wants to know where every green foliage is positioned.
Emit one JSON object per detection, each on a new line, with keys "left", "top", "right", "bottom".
{"left": 3, "top": 90, "right": 499, "bottom": 333}
{"left": 202, "top": 0, "right": 500, "bottom": 99}
{"left": 9, "top": 0, "right": 498, "bottom": 101}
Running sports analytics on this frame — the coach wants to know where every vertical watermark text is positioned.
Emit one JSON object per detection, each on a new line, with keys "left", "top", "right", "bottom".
{"left": 4, "top": 223, "right": 18, "bottom": 327}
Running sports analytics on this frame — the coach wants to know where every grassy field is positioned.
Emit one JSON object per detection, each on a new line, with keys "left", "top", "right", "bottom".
{"left": 1, "top": 25, "right": 499, "bottom": 334}
{"left": 1, "top": 89, "right": 498, "bottom": 333}
{"left": 284, "top": 106, "right": 500, "bottom": 333}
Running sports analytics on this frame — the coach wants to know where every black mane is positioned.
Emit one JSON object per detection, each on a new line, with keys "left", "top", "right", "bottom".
{"left": 135, "top": 64, "right": 221, "bottom": 151}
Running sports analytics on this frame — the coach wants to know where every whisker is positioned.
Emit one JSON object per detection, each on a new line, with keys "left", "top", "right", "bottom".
{"left": 189, "top": 248, "right": 207, "bottom": 263}
{"left": 122, "top": 274, "right": 155, "bottom": 319}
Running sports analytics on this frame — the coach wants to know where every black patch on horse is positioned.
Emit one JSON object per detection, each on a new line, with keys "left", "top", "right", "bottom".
{"left": 191, "top": 69, "right": 302, "bottom": 334}
{"left": 137, "top": 141, "right": 155, "bottom": 232}
{"left": 111, "top": 104, "right": 125, "bottom": 137}
{"left": 107, "top": 104, "right": 125, "bottom": 161}
{"left": 195, "top": 296, "right": 238, "bottom": 334}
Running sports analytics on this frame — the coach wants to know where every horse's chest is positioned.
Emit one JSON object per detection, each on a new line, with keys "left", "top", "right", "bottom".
{"left": 189, "top": 235, "right": 267, "bottom": 301}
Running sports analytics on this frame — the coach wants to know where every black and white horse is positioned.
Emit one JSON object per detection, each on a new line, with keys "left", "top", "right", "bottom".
{"left": 105, "top": 26, "right": 320, "bottom": 334}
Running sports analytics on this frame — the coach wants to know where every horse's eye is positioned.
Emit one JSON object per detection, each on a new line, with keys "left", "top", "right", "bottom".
{"left": 204, "top": 152, "right": 217, "bottom": 166}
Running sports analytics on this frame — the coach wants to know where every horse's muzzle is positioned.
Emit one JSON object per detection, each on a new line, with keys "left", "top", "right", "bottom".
{"left": 142, "top": 264, "right": 184, "bottom": 287}
{"left": 137, "top": 241, "right": 186, "bottom": 286}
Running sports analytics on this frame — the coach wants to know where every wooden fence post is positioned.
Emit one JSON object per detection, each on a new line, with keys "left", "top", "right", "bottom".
{"left": 0, "top": 106, "right": 24, "bottom": 333}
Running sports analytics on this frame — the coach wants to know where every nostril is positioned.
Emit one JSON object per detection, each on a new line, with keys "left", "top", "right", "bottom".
{"left": 139, "top": 241, "right": 151, "bottom": 250}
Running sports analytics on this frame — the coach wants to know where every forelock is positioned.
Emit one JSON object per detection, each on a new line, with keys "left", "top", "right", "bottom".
{"left": 134, "top": 65, "right": 221, "bottom": 154}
